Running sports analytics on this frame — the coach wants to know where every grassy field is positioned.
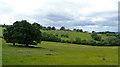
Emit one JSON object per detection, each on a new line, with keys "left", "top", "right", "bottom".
{"left": 1, "top": 27, "right": 118, "bottom": 65}
{"left": 2, "top": 38, "right": 118, "bottom": 65}
{"left": 42, "top": 30, "right": 93, "bottom": 41}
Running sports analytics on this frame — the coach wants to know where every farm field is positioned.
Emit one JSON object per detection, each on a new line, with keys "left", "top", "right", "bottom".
{"left": 2, "top": 38, "right": 118, "bottom": 65}
{"left": 42, "top": 30, "right": 92, "bottom": 41}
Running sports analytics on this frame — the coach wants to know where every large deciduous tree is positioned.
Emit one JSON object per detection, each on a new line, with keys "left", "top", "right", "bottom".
{"left": 3, "top": 20, "right": 42, "bottom": 46}
{"left": 32, "top": 22, "right": 42, "bottom": 29}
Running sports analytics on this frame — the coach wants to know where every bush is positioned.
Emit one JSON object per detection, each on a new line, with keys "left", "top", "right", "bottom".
{"left": 42, "top": 32, "right": 61, "bottom": 42}
{"left": 81, "top": 40, "right": 88, "bottom": 45}
{"left": 91, "top": 33, "right": 101, "bottom": 41}
{"left": 102, "top": 36, "right": 120, "bottom": 46}
{"left": 61, "top": 40, "right": 66, "bottom": 43}
{"left": 61, "top": 34, "right": 69, "bottom": 38}
{"left": 75, "top": 37, "right": 81, "bottom": 44}
{"left": 95, "top": 41, "right": 104, "bottom": 46}
{"left": 87, "top": 40, "right": 96, "bottom": 45}
{"left": 56, "top": 34, "right": 58, "bottom": 36}
{"left": 66, "top": 40, "right": 71, "bottom": 43}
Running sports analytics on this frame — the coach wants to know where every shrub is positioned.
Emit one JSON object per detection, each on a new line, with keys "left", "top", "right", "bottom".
{"left": 42, "top": 32, "right": 61, "bottom": 42}
{"left": 56, "top": 34, "right": 58, "bottom": 36}
{"left": 91, "top": 33, "right": 101, "bottom": 41}
{"left": 75, "top": 37, "right": 81, "bottom": 44}
{"left": 66, "top": 40, "right": 71, "bottom": 43}
{"left": 102, "top": 36, "right": 120, "bottom": 46}
{"left": 87, "top": 40, "right": 96, "bottom": 46}
{"left": 81, "top": 40, "right": 88, "bottom": 45}
{"left": 61, "top": 40, "right": 66, "bottom": 43}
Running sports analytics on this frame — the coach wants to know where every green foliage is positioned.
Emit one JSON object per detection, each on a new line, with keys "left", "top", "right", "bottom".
{"left": 42, "top": 27, "right": 47, "bottom": 30}
{"left": 42, "top": 32, "right": 61, "bottom": 42}
{"left": 87, "top": 40, "right": 96, "bottom": 45}
{"left": 91, "top": 33, "right": 101, "bottom": 41}
{"left": 32, "top": 22, "right": 42, "bottom": 29}
{"left": 75, "top": 37, "right": 81, "bottom": 44}
{"left": 116, "top": 34, "right": 120, "bottom": 39}
{"left": 52, "top": 26, "right": 56, "bottom": 30}
{"left": 46, "top": 26, "right": 52, "bottom": 30}
{"left": 102, "top": 36, "right": 120, "bottom": 46}
{"left": 73, "top": 29, "right": 76, "bottom": 31}
{"left": 61, "top": 40, "right": 66, "bottom": 43}
{"left": 3, "top": 20, "right": 42, "bottom": 46}
{"left": 60, "top": 26, "right": 65, "bottom": 30}
{"left": 76, "top": 29, "right": 83, "bottom": 32}
{"left": 92, "top": 31, "right": 95, "bottom": 33}
{"left": 61, "top": 34, "right": 69, "bottom": 38}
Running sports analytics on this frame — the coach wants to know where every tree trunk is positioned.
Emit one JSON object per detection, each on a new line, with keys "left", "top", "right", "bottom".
{"left": 26, "top": 44, "right": 29, "bottom": 47}
{"left": 13, "top": 43, "right": 15, "bottom": 46}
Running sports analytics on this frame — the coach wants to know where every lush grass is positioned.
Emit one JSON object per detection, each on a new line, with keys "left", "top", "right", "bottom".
{"left": 1, "top": 27, "right": 118, "bottom": 65}
{"left": 2, "top": 38, "right": 118, "bottom": 65}
{"left": 0, "top": 27, "right": 2, "bottom": 36}
{"left": 42, "top": 30, "right": 92, "bottom": 41}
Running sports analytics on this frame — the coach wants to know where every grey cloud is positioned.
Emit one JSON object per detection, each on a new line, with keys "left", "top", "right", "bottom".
{"left": 46, "top": 14, "right": 73, "bottom": 22}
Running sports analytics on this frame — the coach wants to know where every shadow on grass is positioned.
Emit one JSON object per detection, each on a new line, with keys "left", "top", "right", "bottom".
{"left": 7, "top": 45, "right": 45, "bottom": 49}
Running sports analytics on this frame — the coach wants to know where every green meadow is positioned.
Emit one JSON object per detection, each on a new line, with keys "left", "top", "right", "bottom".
{"left": 42, "top": 30, "right": 92, "bottom": 41}
{"left": 2, "top": 38, "right": 118, "bottom": 65}
{"left": 1, "top": 27, "right": 118, "bottom": 65}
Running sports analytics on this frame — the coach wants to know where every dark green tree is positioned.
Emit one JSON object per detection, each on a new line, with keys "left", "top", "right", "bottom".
{"left": 73, "top": 29, "right": 76, "bottom": 31}
{"left": 91, "top": 32, "right": 101, "bottom": 41}
{"left": 76, "top": 29, "right": 80, "bottom": 32}
{"left": 42, "top": 32, "right": 61, "bottom": 42}
{"left": 60, "top": 26, "right": 65, "bottom": 30}
{"left": 3, "top": 20, "right": 42, "bottom": 46}
{"left": 79, "top": 29, "right": 83, "bottom": 32}
{"left": 42, "top": 27, "right": 46, "bottom": 30}
{"left": 52, "top": 26, "right": 56, "bottom": 30}
{"left": 46, "top": 26, "right": 52, "bottom": 30}
{"left": 32, "top": 22, "right": 42, "bottom": 29}
{"left": 92, "top": 31, "right": 95, "bottom": 33}
{"left": 103, "top": 36, "right": 120, "bottom": 46}
{"left": 75, "top": 37, "right": 81, "bottom": 44}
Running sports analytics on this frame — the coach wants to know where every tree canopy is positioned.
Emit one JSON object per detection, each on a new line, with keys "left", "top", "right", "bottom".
{"left": 91, "top": 32, "right": 101, "bottom": 41}
{"left": 60, "top": 26, "right": 65, "bottom": 30}
{"left": 3, "top": 20, "right": 42, "bottom": 46}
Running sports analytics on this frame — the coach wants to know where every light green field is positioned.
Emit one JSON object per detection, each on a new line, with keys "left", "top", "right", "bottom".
{"left": 2, "top": 38, "right": 118, "bottom": 65}
{"left": 42, "top": 30, "right": 93, "bottom": 41}
{"left": 1, "top": 27, "right": 118, "bottom": 65}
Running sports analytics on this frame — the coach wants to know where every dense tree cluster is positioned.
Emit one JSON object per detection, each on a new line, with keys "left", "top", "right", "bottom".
{"left": 91, "top": 33, "right": 101, "bottom": 41}
{"left": 73, "top": 29, "right": 83, "bottom": 32}
{"left": 102, "top": 36, "right": 120, "bottom": 46}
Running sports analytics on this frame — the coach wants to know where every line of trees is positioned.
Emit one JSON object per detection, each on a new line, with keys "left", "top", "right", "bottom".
{"left": 31, "top": 22, "right": 85, "bottom": 32}
{"left": 3, "top": 20, "right": 120, "bottom": 46}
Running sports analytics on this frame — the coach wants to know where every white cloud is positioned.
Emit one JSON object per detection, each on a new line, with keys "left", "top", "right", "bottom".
{"left": 0, "top": 15, "right": 15, "bottom": 25}
{"left": 91, "top": 17, "right": 106, "bottom": 22}
{"left": 0, "top": 0, "right": 119, "bottom": 32}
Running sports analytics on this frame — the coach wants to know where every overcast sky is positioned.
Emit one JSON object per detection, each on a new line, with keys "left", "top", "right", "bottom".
{"left": 0, "top": 0, "right": 119, "bottom": 32}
